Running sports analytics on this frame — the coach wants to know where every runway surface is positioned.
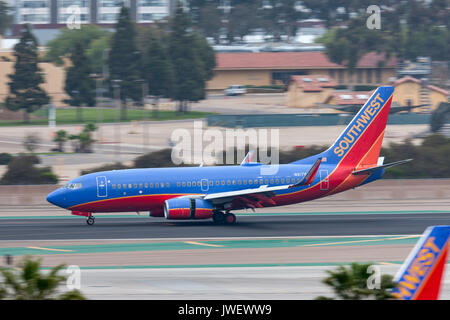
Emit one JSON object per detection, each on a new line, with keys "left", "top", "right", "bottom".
{"left": 0, "top": 211, "right": 448, "bottom": 240}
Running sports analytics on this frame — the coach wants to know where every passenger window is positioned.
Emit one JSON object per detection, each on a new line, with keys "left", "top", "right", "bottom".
{"left": 128, "top": 184, "right": 132, "bottom": 189}
{"left": 216, "top": 180, "right": 220, "bottom": 186}
{"left": 133, "top": 184, "right": 137, "bottom": 189}
{"left": 117, "top": 184, "right": 121, "bottom": 189}
{"left": 112, "top": 184, "right": 116, "bottom": 189}
{"left": 139, "top": 183, "right": 143, "bottom": 189}
{"left": 249, "top": 180, "right": 253, "bottom": 185}
{"left": 221, "top": 180, "right": 225, "bottom": 185}
{"left": 144, "top": 183, "right": 148, "bottom": 188}
{"left": 209, "top": 181, "right": 213, "bottom": 186}
{"left": 270, "top": 179, "right": 274, "bottom": 184}
{"left": 187, "top": 182, "right": 191, "bottom": 187}
{"left": 232, "top": 180, "right": 236, "bottom": 185}
{"left": 259, "top": 179, "right": 263, "bottom": 184}
{"left": 155, "top": 183, "right": 159, "bottom": 188}
{"left": 238, "top": 180, "right": 242, "bottom": 185}
{"left": 254, "top": 179, "right": 258, "bottom": 184}
{"left": 182, "top": 182, "right": 186, "bottom": 187}
{"left": 177, "top": 182, "right": 181, "bottom": 187}
{"left": 166, "top": 182, "right": 170, "bottom": 187}
{"left": 275, "top": 179, "right": 279, "bottom": 184}
{"left": 123, "top": 184, "right": 127, "bottom": 189}
{"left": 243, "top": 180, "right": 247, "bottom": 185}
{"left": 281, "top": 179, "right": 285, "bottom": 184}
{"left": 150, "top": 183, "right": 154, "bottom": 188}
{"left": 193, "top": 181, "right": 196, "bottom": 187}
{"left": 286, "top": 178, "right": 290, "bottom": 183}
{"left": 265, "top": 179, "right": 268, "bottom": 184}
{"left": 160, "top": 183, "right": 164, "bottom": 188}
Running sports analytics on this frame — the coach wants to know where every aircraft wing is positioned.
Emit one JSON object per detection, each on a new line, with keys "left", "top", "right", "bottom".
{"left": 202, "top": 158, "right": 322, "bottom": 208}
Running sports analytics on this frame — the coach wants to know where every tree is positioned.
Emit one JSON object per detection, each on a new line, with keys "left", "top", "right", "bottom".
{"left": 64, "top": 41, "right": 96, "bottom": 122}
{"left": 45, "top": 25, "right": 110, "bottom": 66}
{"left": 107, "top": 5, "right": 142, "bottom": 120}
{"left": 0, "top": 0, "right": 12, "bottom": 36}
{"left": 69, "top": 123, "right": 97, "bottom": 153}
{"left": 0, "top": 155, "right": 58, "bottom": 185}
{"left": 53, "top": 130, "right": 68, "bottom": 152}
{"left": 0, "top": 256, "right": 85, "bottom": 300}
{"left": 23, "top": 133, "right": 41, "bottom": 153}
{"left": 141, "top": 31, "right": 174, "bottom": 118}
{"left": 5, "top": 25, "right": 50, "bottom": 123}
{"left": 168, "top": 3, "right": 210, "bottom": 113}
{"left": 316, "top": 263, "right": 396, "bottom": 300}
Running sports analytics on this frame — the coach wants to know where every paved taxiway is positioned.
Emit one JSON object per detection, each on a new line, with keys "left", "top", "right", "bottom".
{"left": 0, "top": 201, "right": 448, "bottom": 299}
{"left": 0, "top": 211, "right": 449, "bottom": 240}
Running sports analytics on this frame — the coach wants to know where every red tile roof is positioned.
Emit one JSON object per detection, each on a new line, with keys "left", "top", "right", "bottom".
{"left": 215, "top": 51, "right": 398, "bottom": 70}
{"left": 428, "top": 85, "right": 449, "bottom": 96}
{"left": 215, "top": 52, "right": 342, "bottom": 70}
{"left": 325, "top": 91, "right": 374, "bottom": 105}
{"left": 394, "top": 76, "right": 421, "bottom": 86}
{"left": 356, "top": 52, "right": 397, "bottom": 68}
{"left": 290, "top": 75, "right": 336, "bottom": 92}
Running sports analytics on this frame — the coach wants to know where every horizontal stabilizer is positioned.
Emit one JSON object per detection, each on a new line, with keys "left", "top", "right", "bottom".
{"left": 352, "top": 159, "right": 412, "bottom": 175}
{"left": 290, "top": 157, "right": 322, "bottom": 187}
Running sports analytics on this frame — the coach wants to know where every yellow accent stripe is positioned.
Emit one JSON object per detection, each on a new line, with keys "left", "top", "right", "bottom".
{"left": 302, "top": 235, "right": 418, "bottom": 247}
{"left": 184, "top": 241, "right": 224, "bottom": 248}
{"left": 69, "top": 193, "right": 203, "bottom": 210}
{"left": 27, "top": 246, "right": 74, "bottom": 252}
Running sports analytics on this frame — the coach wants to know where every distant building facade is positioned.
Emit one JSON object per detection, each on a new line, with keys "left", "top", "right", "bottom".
{"left": 9, "top": 0, "right": 175, "bottom": 43}
{"left": 208, "top": 51, "right": 397, "bottom": 92}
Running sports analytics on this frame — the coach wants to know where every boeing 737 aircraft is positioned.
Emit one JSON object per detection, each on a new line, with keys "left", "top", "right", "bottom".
{"left": 47, "top": 86, "right": 411, "bottom": 225}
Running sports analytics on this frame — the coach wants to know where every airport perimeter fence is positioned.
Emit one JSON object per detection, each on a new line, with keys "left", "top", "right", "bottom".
{"left": 207, "top": 113, "right": 431, "bottom": 128}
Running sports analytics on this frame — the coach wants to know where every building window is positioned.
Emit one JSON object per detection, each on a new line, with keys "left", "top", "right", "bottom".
{"left": 139, "top": 0, "right": 166, "bottom": 7}
{"left": 357, "top": 69, "right": 363, "bottom": 83}
{"left": 376, "top": 69, "right": 381, "bottom": 83}
{"left": 366, "top": 69, "right": 373, "bottom": 84}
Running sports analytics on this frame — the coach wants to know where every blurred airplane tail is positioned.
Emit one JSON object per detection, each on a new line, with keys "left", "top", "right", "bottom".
{"left": 392, "top": 225, "right": 450, "bottom": 300}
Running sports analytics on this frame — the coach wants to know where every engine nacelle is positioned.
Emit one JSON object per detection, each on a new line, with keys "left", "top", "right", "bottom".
{"left": 164, "top": 198, "right": 213, "bottom": 220}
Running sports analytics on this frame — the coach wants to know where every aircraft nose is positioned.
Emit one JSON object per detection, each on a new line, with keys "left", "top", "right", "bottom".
{"left": 46, "top": 189, "right": 66, "bottom": 208}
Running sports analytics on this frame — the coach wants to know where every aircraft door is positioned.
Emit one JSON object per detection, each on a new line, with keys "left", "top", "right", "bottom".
{"left": 201, "top": 179, "right": 209, "bottom": 192}
{"left": 96, "top": 176, "right": 108, "bottom": 197}
{"left": 320, "top": 170, "right": 329, "bottom": 191}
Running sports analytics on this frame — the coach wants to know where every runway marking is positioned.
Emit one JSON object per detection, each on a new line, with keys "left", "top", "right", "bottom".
{"left": 184, "top": 241, "right": 224, "bottom": 248}
{"left": 27, "top": 246, "right": 74, "bottom": 252}
{"left": 302, "top": 235, "right": 419, "bottom": 247}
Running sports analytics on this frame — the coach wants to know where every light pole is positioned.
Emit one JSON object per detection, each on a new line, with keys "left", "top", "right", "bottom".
{"left": 135, "top": 79, "right": 149, "bottom": 154}
{"left": 112, "top": 79, "right": 122, "bottom": 160}
{"left": 90, "top": 73, "right": 103, "bottom": 153}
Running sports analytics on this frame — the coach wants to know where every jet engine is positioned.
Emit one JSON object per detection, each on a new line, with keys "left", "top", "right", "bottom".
{"left": 164, "top": 198, "right": 213, "bottom": 220}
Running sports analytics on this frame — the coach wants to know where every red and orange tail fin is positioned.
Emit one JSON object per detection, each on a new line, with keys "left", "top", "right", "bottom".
{"left": 392, "top": 225, "right": 450, "bottom": 300}
{"left": 324, "top": 86, "right": 394, "bottom": 168}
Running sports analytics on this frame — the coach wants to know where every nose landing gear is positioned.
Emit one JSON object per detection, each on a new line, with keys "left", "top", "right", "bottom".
{"left": 86, "top": 216, "right": 95, "bottom": 225}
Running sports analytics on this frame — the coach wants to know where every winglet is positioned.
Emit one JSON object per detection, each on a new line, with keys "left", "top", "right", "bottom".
{"left": 392, "top": 225, "right": 450, "bottom": 300}
{"left": 290, "top": 158, "right": 322, "bottom": 188}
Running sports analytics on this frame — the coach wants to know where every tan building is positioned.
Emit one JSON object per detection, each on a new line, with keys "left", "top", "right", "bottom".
{"left": 208, "top": 51, "right": 397, "bottom": 91}
{"left": 392, "top": 76, "right": 449, "bottom": 112}
{"left": 287, "top": 75, "right": 336, "bottom": 108}
{"left": 0, "top": 37, "right": 68, "bottom": 107}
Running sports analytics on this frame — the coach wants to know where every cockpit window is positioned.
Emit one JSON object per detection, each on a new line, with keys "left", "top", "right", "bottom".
{"left": 65, "top": 183, "right": 82, "bottom": 190}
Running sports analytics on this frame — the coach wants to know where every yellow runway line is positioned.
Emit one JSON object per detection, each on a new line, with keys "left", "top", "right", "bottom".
{"left": 302, "top": 235, "right": 419, "bottom": 247}
{"left": 184, "top": 241, "right": 224, "bottom": 248}
{"left": 27, "top": 246, "right": 74, "bottom": 252}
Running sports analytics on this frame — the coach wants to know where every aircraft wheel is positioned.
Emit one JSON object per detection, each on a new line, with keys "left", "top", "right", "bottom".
{"left": 212, "top": 212, "right": 225, "bottom": 224}
{"left": 224, "top": 213, "right": 236, "bottom": 225}
{"left": 86, "top": 217, "right": 95, "bottom": 226}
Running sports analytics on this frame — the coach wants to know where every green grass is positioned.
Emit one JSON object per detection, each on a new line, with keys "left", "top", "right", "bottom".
{"left": 0, "top": 107, "right": 212, "bottom": 126}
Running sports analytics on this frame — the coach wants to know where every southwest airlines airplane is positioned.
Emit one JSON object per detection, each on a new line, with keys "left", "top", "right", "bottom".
{"left": 47, "top": 86, "right": 411, "bottom": 226}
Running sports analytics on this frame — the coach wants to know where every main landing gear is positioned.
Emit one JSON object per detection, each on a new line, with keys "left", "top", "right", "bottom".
{"left": 212, "top": 211, "right": 236, "bottom": 225}
{"left": 86, "top": 216, "right": 95, "bottom": 225}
